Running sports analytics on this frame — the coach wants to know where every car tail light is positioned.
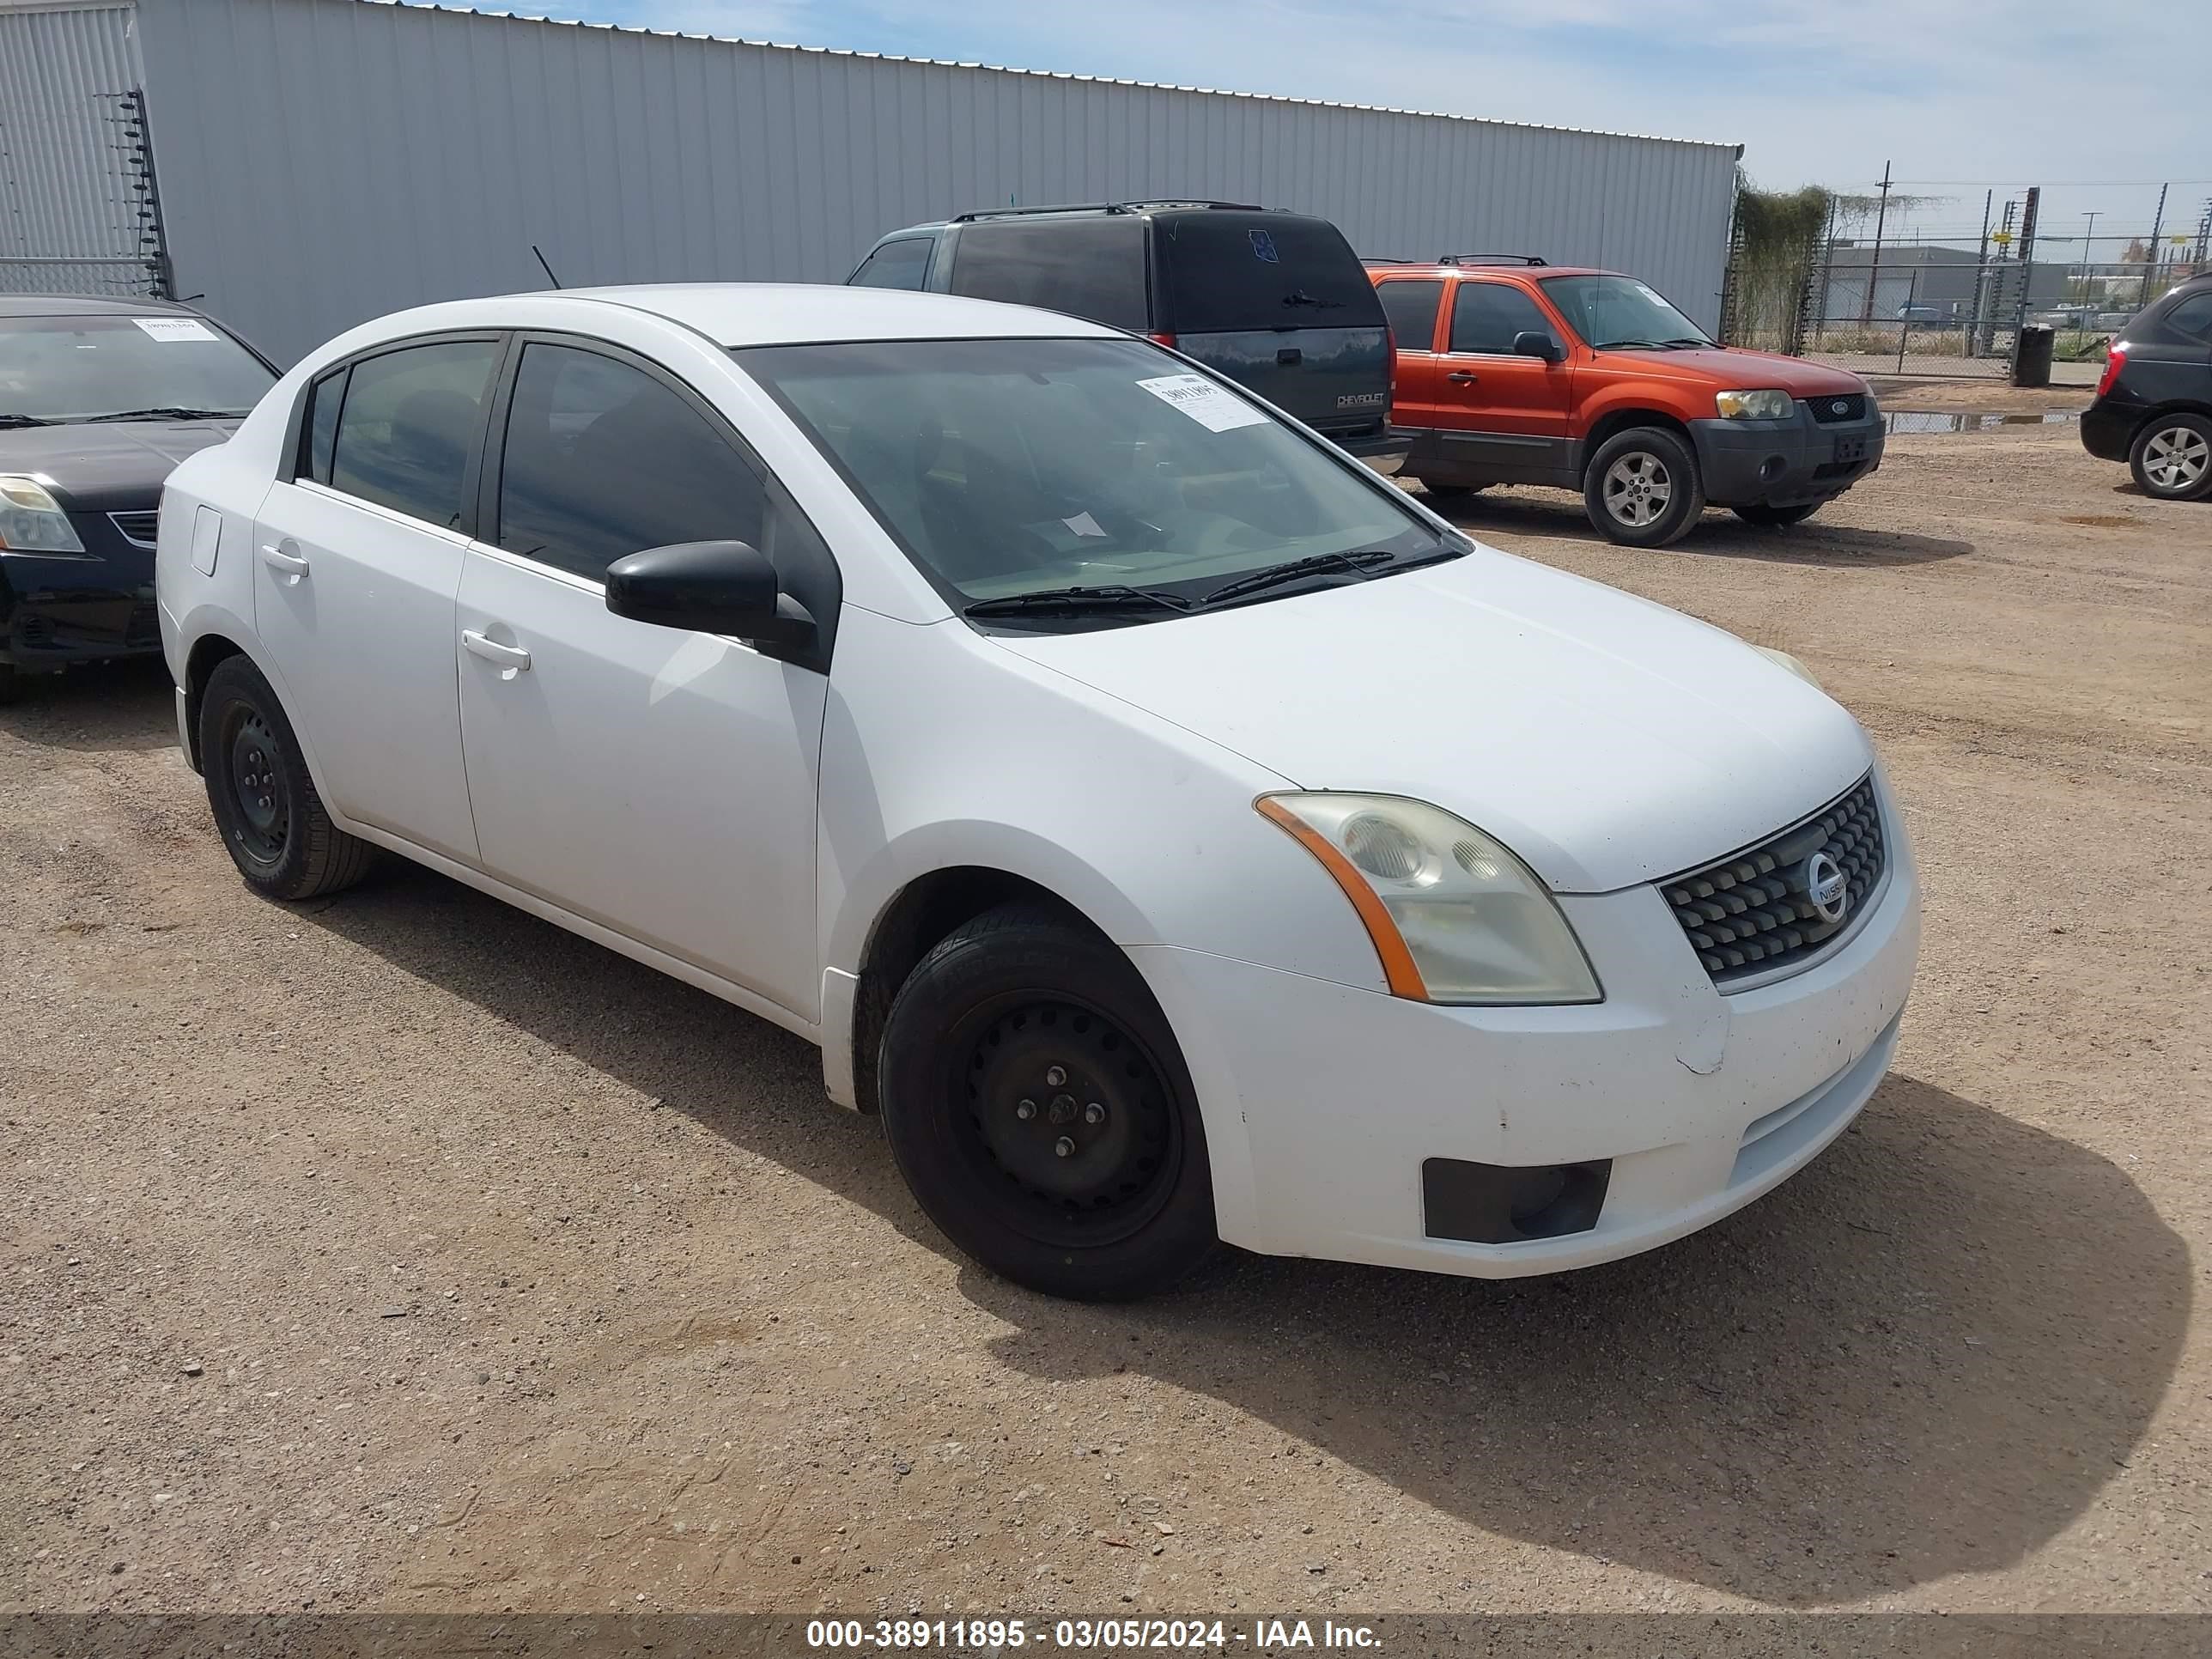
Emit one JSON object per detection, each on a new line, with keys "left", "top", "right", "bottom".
{"left": 2094, "top": 340, "right": 2127, "bottom": 399}
{"left": 1147, "top": 331, "right": 1176, "bottom": 349}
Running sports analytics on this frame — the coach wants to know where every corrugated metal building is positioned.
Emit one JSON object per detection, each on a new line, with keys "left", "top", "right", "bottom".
{"left": 3, "top": 0, "right": 1741, "bottom": 365}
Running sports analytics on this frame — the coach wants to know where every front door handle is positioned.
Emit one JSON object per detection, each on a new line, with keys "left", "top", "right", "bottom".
{"left": 1445, "top": 370, "right": 1479, "bottom": 384}
{"left": 259, "top": 543, "right": 309, "bottom": 578}
{"left": 461, "top": 629, "right": 532, "bottom": 672}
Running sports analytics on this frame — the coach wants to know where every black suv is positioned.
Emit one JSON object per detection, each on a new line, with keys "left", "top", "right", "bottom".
{"left": 2081, "top": 274, "right": 2212, "bottom": 501}
{"left": 848, "top": 202, "right": 1403, "bottom": 472}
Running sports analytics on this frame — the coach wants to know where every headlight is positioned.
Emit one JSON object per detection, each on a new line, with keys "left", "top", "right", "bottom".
{"left": 1714, "top": 388, "right": 1795, "bottom": 422}
{"left": 1751, "top": 644, "right": 1821, "bottom": 688}
{"left": 0, "top": 475, "right": 86, "bottom": 555}
{"left": 1257, "top": 793, "right": 1601, "bottom": 1005}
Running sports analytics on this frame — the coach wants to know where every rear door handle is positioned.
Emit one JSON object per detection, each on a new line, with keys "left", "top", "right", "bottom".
{"left": 1446, "top": 370, "right": 1479, "bottom": 384}
{"left": 258, "top": 542, "right": 309, "bottom": 577}
{"left": 461, "top": 629, "right": 532, "bottom": 672}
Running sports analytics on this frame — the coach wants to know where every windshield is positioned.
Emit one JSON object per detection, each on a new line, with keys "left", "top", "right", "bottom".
{"left": 1539, "top": 275, "right": 1713, "bottom": 349}
{"left": 735, "top": 336, "right": 1447, "bottom": 626}
{"left": 0, "top": 313, "right": 275, "bottom": 422}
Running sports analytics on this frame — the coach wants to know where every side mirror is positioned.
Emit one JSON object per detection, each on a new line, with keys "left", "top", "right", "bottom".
{"left": 605, "top": 539, "right": 815, "bottom": 647}
{"left": 1513, "top": 331, "right": 1564, "bottom": 363}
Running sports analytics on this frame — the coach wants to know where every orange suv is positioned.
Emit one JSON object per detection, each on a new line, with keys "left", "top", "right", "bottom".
{"left": 1369, "top": 257, "right": 1883, "bottom": 546}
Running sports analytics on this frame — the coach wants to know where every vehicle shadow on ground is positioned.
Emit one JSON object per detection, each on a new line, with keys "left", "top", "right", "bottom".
{"left": 1437, "top": 494, "right": 1975, "bottom": 568}
{"left": 0, "top": 657, "right": 176, "bottom": 752}
{"left": 308, "top": 860, "right": 2188, "bottom": 1609}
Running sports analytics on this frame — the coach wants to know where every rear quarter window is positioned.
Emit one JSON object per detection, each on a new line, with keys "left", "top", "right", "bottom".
{"left": 2130, "top": 290, "right": 2212, "bottom": 349}
{"left": 945, "top": 217, "right": 1148, "bottom": 331}
{"left": 1156, "top": 216, "right": 1385, "bottom": 334}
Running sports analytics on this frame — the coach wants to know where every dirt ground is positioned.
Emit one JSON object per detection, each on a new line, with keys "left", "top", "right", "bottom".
{"left": 4, "top": 411, "right": 2209, "bottom": 1621}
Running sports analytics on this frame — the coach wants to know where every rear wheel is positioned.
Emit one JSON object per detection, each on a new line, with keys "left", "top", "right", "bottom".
{"left": 2130, "top": 415, "right": 2212, "bottom": 501}
{"left": 1734, "top": 501, "right": 1823, "bottom": 527}
{"left": 198, "top": 655, "right": 377, "bottom": 901}
{"left": 1584, "top": 426, "right": 1705, "bottom": 547}
{"left": 878, "top": 902, "right": 1216, "bottom": 1300}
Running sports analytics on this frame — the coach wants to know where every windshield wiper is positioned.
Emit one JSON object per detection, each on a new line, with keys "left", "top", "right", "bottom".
{"left": 76, "top": 405, "right": 240, "bottom": 423}
{"left": 0, "top": 413, "right": 55, "bottom": 428}
{"left": 1201, "top": 548, "right": 1397, "bottom": 606}
{"left": 1658, "top": 337, "right": 1714, "bottom": 349}
{"left": 1596, "top": 338, "right": 1667, "bottom": 350}
{"left": 963, "top": 584, "right": 1195, "bottom": 619}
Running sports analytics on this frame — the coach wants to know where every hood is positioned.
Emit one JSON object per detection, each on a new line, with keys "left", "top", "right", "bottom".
{"left": 991, "top": 547, "right": 1873, "bottom": 893}
{"left": 1591, "top": 347, "right": 1870, "bottom": 397}
{"left": 0, "top": 419, "right": 240, "bottom": 512}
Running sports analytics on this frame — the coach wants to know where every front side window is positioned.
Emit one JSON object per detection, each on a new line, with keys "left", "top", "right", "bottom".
{"left": 496, "top": 342, "right": 819, "bottom": 586}
{"left": 0, "top": 312, "right": 275, "bottom": 423}
{"left": 1376, "top": 279, "right": 1444, "bottom": 352}
{"left": 945, "top": 218, "right": 1148, "bottom": 331}
{"left": 851, "top": 239, "right": 933, "bottom": 290}
{"left": 327, "top": 339, "right": 501, "bottom": 528}
{"left": 1539, "top": 274, "right": 1712, "bottom": 350}
{"left": 736, "top": 335, "right": 1451, "bottom": 628}
{"left": 1448, "top": 281, "right": 1557, "bottom": 354}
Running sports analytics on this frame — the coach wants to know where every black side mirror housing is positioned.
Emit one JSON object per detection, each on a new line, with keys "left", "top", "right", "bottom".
{"left": 605, "top": 539, "right": 815, "bottom": 648}
{"left": 1514, "top": 331, "right": 1564, "bottom": 363}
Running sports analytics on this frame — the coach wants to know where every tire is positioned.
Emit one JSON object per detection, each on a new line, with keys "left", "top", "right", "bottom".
{"left": 1419, "top": 482, "right": 1487, "bottom": 503}
{"left": 1583, "top": 426, "right": 1705, "bottom": 547}
{"left": 198, "top": 654, "right": 377, "bottom": 901}
{"left": 2129, "top": 414, "right": 2212, "bottom": 501}
{"left": 0, "top": 665, "right": 21, "bottom": 706}
{"left": 1734, "top": 502, "right": 1823, "bottom": 527}
{"left": 878, "top": 902, "right": 1217, "bottom": 1300}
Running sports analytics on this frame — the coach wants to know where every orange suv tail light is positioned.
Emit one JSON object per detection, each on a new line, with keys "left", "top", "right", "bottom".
{"left": 2094, "top": 340, "right": 2128, "bottom": 399}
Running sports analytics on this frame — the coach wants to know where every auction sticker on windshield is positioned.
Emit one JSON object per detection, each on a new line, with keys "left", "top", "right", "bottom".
{"left": 1136, "top": 374, "right": 1269, "bottom": 433}
{"left": 132, "top": 317, "right": 218, "bottom": 343}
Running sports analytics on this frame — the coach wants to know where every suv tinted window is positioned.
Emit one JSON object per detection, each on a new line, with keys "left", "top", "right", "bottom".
{"left": 1155, "top": 215, "right": 1384, "bottom": 334}
{"left": 851, "top": 238, "right": 932, "bottom": 290}
{"left": 497, "top": 342, "right": 815, "bottom": 586}
{"left": 1449, "top": 281, "right": 1555, "bottom": 354}
{"left": 1376, "top": 279, "right": 1444, "bottom": 351}
{"left": 2139, "top": 290, "right": 2212, "bottom": 349}
{"left": 327, "top": 339, "right": 500, "bottom": 527}
{"left": 946, "top": 217, "right": 1147, "bottom": 331}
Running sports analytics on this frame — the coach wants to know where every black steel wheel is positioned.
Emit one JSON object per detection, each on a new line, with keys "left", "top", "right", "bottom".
{"left": 878, "top": 902, "right": 1216, "bottom": 1299}
{"left": 198, "top": 654, "right": 377, "bottom": 901}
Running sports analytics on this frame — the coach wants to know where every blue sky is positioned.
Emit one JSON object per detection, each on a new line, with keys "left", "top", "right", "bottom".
{"left": 514, "top": 0, "right": 2209, "bottom": 250}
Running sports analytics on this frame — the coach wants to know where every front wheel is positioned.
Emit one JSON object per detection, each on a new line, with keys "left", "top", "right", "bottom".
{"left": 1584, "top": 427, "right": 1705, "bottom": 547}
{"left": 198, "top": 654, "right": 377, "bottom": 901}
{"left": 1734, "top": 501, "right": 1823, "bottom": 527}
{"left": 2130, "top": 414, "right": 2212, "bottom": 501}
{"left": 878, "top": 902, "right": 1217, "bottom": 1300}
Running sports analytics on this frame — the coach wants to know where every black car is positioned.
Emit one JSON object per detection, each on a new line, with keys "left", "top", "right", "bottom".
{"left": 0, "top": 295, "right": 278, "bottom": 700}
{"left": 2080, "top": 274, "right": 2212, "bottom": 501}
{"left": 848, "top": 201, "right": 1405, "bottom": 472}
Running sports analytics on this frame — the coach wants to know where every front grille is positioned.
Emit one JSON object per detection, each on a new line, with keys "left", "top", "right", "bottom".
{"left": 109, "top": 510, "right": 160, "bottom": 546}
{"left": 1662, "top": 774, "right": 1887, "bottom": 988}
{"left": 1806, "top": 393, "right": 1868, "bottom": 424}
{"left": 125, "top": 603, "right": 160, "bottom": 647}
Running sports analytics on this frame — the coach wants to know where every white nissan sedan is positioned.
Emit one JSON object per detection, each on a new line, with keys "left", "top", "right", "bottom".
{"left": 157, "top": 285, "right": 1919, "bottom": 1300}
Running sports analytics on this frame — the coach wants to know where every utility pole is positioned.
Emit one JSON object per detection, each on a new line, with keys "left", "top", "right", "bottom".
{"left": 1859, "top": 160, "right": 1893, "bottom": 325}
{"left": 2142, "top": 183, "right": 2167, "bottom": 309}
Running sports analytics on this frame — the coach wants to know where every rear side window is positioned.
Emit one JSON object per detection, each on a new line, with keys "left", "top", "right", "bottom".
{"left": 299, "top": 367, "right": 345, "bottom": 483}
{"left": 1449, "top": 282, "right": 1555, "bottom": 354}
{"left": 851, "top": 238, "right": 933, "bottom": 290}
{"left": 495, "top": 341, "right": 828, "bottom": 590}
{"left": 1155, "top": 216, "right": 1385, "bottom": 334}
{"left": 327, "top": 339, "right": 501, "bottom": 528}
{"left": 1376, "top": 279, "right": 1444, "bottom": 351}
{"left": 945, "top": 217, "right": 1148, "bottom": 331}
{"left": 2136, "top": 290, "right": 2212, "bottom": 349}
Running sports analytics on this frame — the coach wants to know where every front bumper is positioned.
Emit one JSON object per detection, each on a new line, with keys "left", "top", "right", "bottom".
{"left": 1689, "top": 405, "right": 1886, "bottom": 508}
{"left": 1135, "top": 776, "right": 1921, "bottom": 1278}
{"left": 0, "top": 511, "right": 161, "bottom": 671}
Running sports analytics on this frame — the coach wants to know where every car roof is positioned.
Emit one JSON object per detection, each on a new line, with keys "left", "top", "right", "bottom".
{"left": 550, "top": 283, "right": 1125, "bottom": 346}
{"left": 1364, "top": 261, "right": 1615, "bottom": 280}
{"left": 0, "top": 293, "right": 200, "bottom": 319}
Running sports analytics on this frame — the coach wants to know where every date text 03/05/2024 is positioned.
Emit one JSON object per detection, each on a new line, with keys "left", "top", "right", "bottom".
{"left": 805, "top": 1618, "right": 1382, "bottom": 1650}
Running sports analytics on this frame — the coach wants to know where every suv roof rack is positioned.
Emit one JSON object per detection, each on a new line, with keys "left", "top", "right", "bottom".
{"left": 1438, "top": 253, "right": 1548, "bottom": 266}
{"left": 950, "top": 199, "right": 1267, "bottom": 222}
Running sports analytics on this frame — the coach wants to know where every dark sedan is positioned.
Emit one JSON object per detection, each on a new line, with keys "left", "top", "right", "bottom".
{"left": 1, "top": 295, "right": 277, "bottom": 700}
{"left": 2080, "top": 274, "right": 2212, "bottom": 501}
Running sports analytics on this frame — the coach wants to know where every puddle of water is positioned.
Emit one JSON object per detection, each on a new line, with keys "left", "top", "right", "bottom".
{"left": 1883, "top": 410, "right": 2082, "bottom": 434}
